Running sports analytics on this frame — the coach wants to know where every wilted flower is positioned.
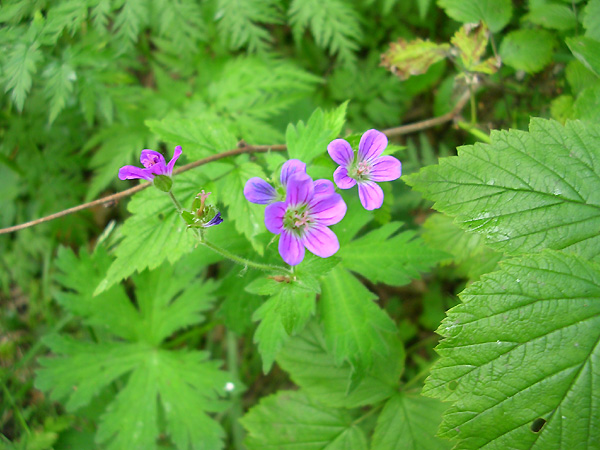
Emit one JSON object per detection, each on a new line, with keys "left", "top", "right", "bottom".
{"left": 328, "top": 130, "right": 401, "bottom": 210}
{"left": 264, "top": 173, "right": 346, "bottom": 266}
{"left": 183, "top": 190, "right": 223, "bottom": 228}
{"left": 244, "top": 159, "right": 306, "bottom": 205}
{"left": 119, "top": 146, "right": 182, "bottom": 182}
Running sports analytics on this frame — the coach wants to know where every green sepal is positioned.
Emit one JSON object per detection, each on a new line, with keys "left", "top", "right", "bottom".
{"left": 153, "top": 175, "right": 173, "bottom": 192}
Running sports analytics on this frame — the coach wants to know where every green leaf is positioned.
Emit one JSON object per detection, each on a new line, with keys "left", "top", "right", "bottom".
{"left": 216, "top": 0, "right": 281, "bottom": 52}
{"left": 424, "top": 250, "right": 600, "bottom": 449}
{"left": 583, "top": 0, "right": 600, "bottom": 41}
{"left": 500, "top": 29, "right": 556, "bottom": 74}
{"left": 3, "top": 40, "right": 42, "bottom": 111}
{"left": 573, "top": 82, "right": 600, "bottom": 122}
{"left": 450, "top": 23, "right": 499, "bottom": 75}
{"left": 241, "top": 391, "right": 368, "bottom": 450}
{"left": 566, "top": 36, "right": 600, "bottom": 77}
{"left": 566, "top": 59, "right": 599, "bottom": 94}
{"left": 38, "top": 252, "right": 230, "bottom": 450}
{"left": 96, "top": 172, "right": 200, "bottom": 294}
{"left": 405, "top": 119, "right": 600, "bottom": 262}
{"left": 438, "top": 0, "right": 512, "bottom": 32}
{"left": 286, "top": 104, "right": 347, "bottom": 163}
{"left": 525, "top": 3, "right": 577, "bottom": 30}
{"left": 277, "top": 321, "right": 404, "bottom": 408}
{"left": 371, "top": 393, "right": 450, "bottom": 450}
{"left": 422, "top": 213, "right": 502, "bottom": 280}
{"left": 43, "top": 59, "right": 76, "bottom": 124}
{"left": 253, "top": 284, "right": 316, "bottom": 372}
{"left": 289, "top": 0, "right": 362, "bottom": 65}
{"left": 338, "top": 222, "right": 448, "bottom": 286}
{"left": 381, "top": 38, "right": 450, "bottom": 80}
{"left": 146, "top": 117, "right": 238, "bottom": 160}
{"left": 319, "top": 267, "right": 397, "bottom": 375}
{"left": 213, "top": 160, "right": 269, "bottom": 254}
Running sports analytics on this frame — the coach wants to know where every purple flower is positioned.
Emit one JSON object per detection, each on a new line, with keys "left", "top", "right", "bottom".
{"left": 203, "top": 211, "right": 223, "bottom": 228}
{"left": 244, "top": 159, "right": 306, "bottom": 205}
{"left": 264, "top": 173, "right": 347, "bottom": 266}
{"left": 328, "top": 130, "right": 401, "bottom": 210}
{"left": 118, "top": 146, "right": 183, "bottom": 181}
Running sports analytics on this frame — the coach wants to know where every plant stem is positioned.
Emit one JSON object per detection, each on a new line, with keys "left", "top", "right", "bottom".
{"left": 469, "top": 83, "right": 477, "bottom": 124}
{"left": 200, "top": 239, "right": 291, "bottom": 275}
{"left": 168, "top": 190, "right": 183, "bottom": 213}
{"left": 457, "top": 121, "right": 492, "bottom": 143}
{"left": 403, "top": 360, "right": 437, "bottom": 391}
{"left": 226, "top": 330, "right": 245, "bottom": 450}
{"left": 1, "top": 382, "right": 30, "bottom": 435}
{"left": 353, "top": 403, "right": 384, "bottom": 426}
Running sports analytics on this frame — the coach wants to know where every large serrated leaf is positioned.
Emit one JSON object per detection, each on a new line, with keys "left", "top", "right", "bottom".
{"left": 424, "top": 250, "right": 600, "bottom": 449}
{"left": 405, "top": 119, "right": 600, "bottom": 262}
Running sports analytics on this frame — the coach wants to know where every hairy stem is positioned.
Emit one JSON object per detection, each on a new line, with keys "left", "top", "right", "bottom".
{"left": 199, "top": 239, "right": 291, "bottom": 275}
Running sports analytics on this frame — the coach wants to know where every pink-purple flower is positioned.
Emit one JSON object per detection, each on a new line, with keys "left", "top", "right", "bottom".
{"left": 244, "top": 159, "right": 306, "bottom": 205}
{"left": 264, "top": 173, "right": 346, "bottom": 266}
{"left": 328, "top": 129, "right": 401, "bottom": 210}
{"left": 118, "top": 146, "right": 183, "bottom": 182}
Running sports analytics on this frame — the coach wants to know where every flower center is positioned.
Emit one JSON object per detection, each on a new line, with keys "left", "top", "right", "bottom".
{"left": 349, "top": 160, "right": 371, "bottom": 181}
{"left": 141, "top": 155, "right": 160, "bottom": 168}
{"left": 283, "top": 205, "right": 312, "bottom": 235}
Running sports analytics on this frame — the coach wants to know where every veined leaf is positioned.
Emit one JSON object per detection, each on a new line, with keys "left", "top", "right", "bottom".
{"left": 277, "top": 321, "right": 404, "bottom": 408}
{"left": 567, "top": 36, "right": 600, "bottom": 77}
{"left": 241, "top": 391, "right": 368, "bottom": 450}
{"left": 424, "top": 250, "right": 600, "bottom": 449}
{"left": 405, "top": 119, "right": 600, "bottom": 262}
{"left": 371, "top": 393, "right": 450, "bottom": 450}
{"left": 338, "top": 222, "right": 448, "bottom": 286}
{"left": 253, "top": 283, "right": 316, "bottom": 372}
{"left": 381, "top": 38, "right": 450, "bottom": 80}
{"left": 97, "top": 172, "right": 201, "bottom": 294}
{"left": 38, "top": 252, "right": 231, "bottom": 450}
{"left": 500, "top": 29, "right": 556, "bottom": 74}
{"left": 319, "top": 267, "right": 397, "bottom": 375}
{"left": 3, "top": 40, "right": 42, "bottom": 111}
{"left": 43, "top": 59, "right": 76, "bottom": 124}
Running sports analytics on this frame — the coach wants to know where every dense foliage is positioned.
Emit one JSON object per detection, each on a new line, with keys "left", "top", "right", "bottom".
{"left": 1, "top": 0, "right": 599, "bottom": 449}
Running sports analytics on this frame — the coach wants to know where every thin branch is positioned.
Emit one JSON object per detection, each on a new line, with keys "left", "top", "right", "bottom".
{"left": 0, "top": 92, "right": 470, "bottom": 235}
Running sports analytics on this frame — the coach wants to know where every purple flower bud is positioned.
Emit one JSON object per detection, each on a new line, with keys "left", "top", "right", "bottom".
{"left": 328, "top": 130, "right": 401, "bottom": 210}
{"left": 243, "top": 159, "right": 307, "bottom": 205}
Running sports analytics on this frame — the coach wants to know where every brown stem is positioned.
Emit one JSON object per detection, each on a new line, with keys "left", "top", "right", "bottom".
{"left": 0, "top": 93, "right": 469, "bottom": 235}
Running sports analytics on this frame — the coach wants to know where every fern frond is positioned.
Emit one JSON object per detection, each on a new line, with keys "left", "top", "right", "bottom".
{"left": 113, "top": 0, "right": 150, "bottom": 47}
{"left": 216, "top": 0, "right": 282, "bottom": 52}
{"left": 152, "top": 0, "right": 206, "bottom": 53}
{"left": 43, "top": 58, "right": 76, "bottom": 124}
{"left": 2, "top": 40, "right": 42, "bottom": 111}
{"left": 288, "top": 0, "right": 362, "bottom": 65}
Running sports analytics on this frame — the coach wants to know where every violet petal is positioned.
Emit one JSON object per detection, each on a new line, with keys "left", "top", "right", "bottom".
{"left": 310, "top": 193, "right": 347, "bottom": 226}
{"left": 313, "top": 179, "right": 335, "bottom": 200}
{"left": 333, "top": 166, "right": 357, "bottom": 189}
{"left": 327, "top": 139, "right": 354, "bottom": 166}
{"left": 166, "top": 145, "right": 183, "bottom": 175}
{"left": 244, "top": 177, "right": 277, "bottom": 204}
{"left": 118, "top": 165, "right": 154, "bottom": 181}
{"left": 358, "top": 181, "right": 384, "bottom": 210}
{"left": 286, "top": 173, "right": 314, "bottom": 206}
{"left": 370, "top": 155, "right": 401, "bottom": 182}
{"left": 280, "top": 159, "right": 307, "bottom": 186}
{"left": 303, "top": 225, "right": 340, "bottom": 258}
{"left": 279, "top": 230, "right": 305, "bottom": 266}
{"left": 358, "top": 129, "right": 388, "bottom": 162}
{"left": 264, "top": 202, "right": 286, "bottom": 234}
{"left": 140, "top": 149, "right": 166, "bottom": 167}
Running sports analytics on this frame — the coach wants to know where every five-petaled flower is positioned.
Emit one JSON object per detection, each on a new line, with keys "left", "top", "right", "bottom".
{"left": 264, "top": 173, "right": 346, "bottom": 266}
{"left": 119, "top": 146, "right": 182, "bottom": 182}
{"left": 328, "top": 129, "right": 401, "bottom": 210}
{"left": 243, "top": 159, "right": 306, "bottom": 205}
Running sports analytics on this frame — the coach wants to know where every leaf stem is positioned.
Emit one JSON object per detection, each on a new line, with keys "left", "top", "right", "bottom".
{"left": 457, "top": 121, "right": 491, "bottom": 143}
{"left": 226, "top": 330, "right": 245, "bottom": 450}
{"left": 1, "top": 382, "right": 30, "bottom": 435}
{"left": 403, "top": 360, "right": 437, "bottom": 391}
{"left": 199, "top": 239, "right": 291, "bottom": 275}
{"left": 168, "top": 190, "right": 183, "bottom": 213}
{"left": 352, "top": 403, "right": 384, "bottom": 426}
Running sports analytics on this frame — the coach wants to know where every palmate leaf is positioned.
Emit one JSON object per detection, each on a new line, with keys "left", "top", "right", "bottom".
{"left": 338, "top": 222, "right": 448, "bottom": 286}
{"left": 277, "top": 321, "right": 404, "bottom": 409}
{"left": 241, "top": 391, "right": 368, "bottom": 450}
{"left": 37, "top": 249, "right": 231, "bottom": 450}
{"left": 423, "top": 250, "right": 600, "bottom": 449}
{"left": 96, "top": 171, "right": 201, "bottom": 294}
{"left": 405, "top": 119, "right": 600, "bottom": 262}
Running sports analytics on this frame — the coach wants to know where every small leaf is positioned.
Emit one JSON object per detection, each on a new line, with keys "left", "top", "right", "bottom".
{"left": 381, "top": 38, "right": 450, "bottom": 80}
{"left": 566, "top": 36, "right": 600, "bottom": 77}
{"left": 500, "top": 29, "right": 556, "bottom": 74}
{"left": 525, "top": 3, "right": 577, "bottom": 30}
{"left": 583, "top": 0, "right": 600, "bottom": 41}
{"left": 438, "top": 0, "right": 512, "bottom": 32}
{"left": 451, "top": 23, "right": 499, "bottom": 75}
{"left": 371, "top": 393, "right": 450, "bottom": 450}
{"left": 241, "top": 391, "right": 368, "bottom": 450}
